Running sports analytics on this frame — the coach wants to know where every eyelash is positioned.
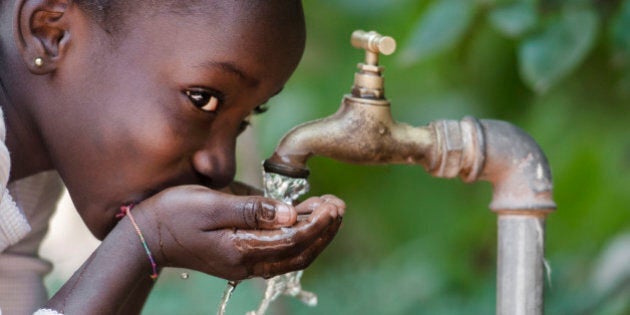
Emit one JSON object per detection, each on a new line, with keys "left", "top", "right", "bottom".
{"left": 253, "top": 104, "right": 269, "bottom": 115}
{"left": 183, "top": 86, "right": 270, "bottom": 135}
{"left": 239, "top": 104, "right": 270, "bottom": 133}
{"left": 184, "top": 88, "right": 224, "bottom": 112}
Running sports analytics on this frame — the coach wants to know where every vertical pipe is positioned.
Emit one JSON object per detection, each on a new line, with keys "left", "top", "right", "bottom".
{"left": 497, "top": 214, "right": 545, "bottom": 315}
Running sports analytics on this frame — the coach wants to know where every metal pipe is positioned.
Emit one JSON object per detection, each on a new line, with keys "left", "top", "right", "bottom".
{"left": 263, "top": 30, "right": 556, "bottom": 314}
{"left": 429, "top": 118, "right": 555, "bottom": 210}
{"left": 430, "top": 118, "right": 555, "bottom": 315}
{"left": 497, "top": 214, "right": 546, "bottom": 315}
{"left": 480, "top": 120, "right": 555, "bottom": 315}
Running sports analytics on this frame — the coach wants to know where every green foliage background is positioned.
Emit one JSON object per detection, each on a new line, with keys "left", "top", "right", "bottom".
{"left": 144, "top": 1, "right": 630, "bottom": 314}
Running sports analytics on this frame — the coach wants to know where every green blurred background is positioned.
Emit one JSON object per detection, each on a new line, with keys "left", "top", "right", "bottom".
{"left": 141, "top": 0, "right": 630, "bottom": 314}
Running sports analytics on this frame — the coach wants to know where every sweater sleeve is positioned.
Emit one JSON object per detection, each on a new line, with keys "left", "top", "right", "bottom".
{"left": 0, "top": 189, "right": 31, "bottom": 253}
{"left": 0, "top": 103, "right": 31, "bottom": 253}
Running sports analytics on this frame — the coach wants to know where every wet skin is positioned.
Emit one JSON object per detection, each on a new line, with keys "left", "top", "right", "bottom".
{"left": 0, "top": 0, "right": 345, "bottom": 313}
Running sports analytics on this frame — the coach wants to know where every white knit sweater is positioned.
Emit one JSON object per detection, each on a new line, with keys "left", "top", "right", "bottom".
{"left": 0, "top": 107, "right": 64, "bottom": 315}
{"left": 0, "top": 107, "right": 31, "bottom": 255}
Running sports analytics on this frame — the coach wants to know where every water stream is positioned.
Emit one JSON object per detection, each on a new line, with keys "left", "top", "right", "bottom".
{"left": 217, "top": 281, "right": 238, "bottom": 315}
{"left": 217, "top": 170, "right": 315, "bottom": 315}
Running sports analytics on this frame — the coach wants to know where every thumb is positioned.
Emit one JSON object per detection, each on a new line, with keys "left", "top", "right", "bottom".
{"left": 211, "top": 194, "right": 298, "bottom": 230}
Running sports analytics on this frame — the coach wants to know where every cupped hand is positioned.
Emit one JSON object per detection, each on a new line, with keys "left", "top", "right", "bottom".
{"left": 131, "top": 185, "right": 345, "bottom": 280}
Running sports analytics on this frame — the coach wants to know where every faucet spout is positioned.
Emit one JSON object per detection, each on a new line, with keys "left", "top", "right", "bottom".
{"left": 264, "top": 96, "right": 435, "bottom": 178}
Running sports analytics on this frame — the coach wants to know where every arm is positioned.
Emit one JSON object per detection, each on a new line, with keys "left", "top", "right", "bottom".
{"left": 44, "top": 216, "right": 151, "bottom": 314}
{"left": 115, "top": 270, "right": 159, "bottom": 315}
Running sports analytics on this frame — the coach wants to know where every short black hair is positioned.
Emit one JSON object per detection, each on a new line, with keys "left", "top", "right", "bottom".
{"left": 74, "top": 0, "right": 122, "bottom": 33}
{"left": 0, "top": 0, "right": 184, "bottom": 35}
{"left": 0, "top": 0, "right": 302, "bottom": 38}
{"left": 75, "top": 0, "right": 209, "bottom": 35}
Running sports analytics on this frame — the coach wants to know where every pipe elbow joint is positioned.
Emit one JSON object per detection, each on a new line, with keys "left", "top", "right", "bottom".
{"left": 479, "top": 119, "right": 556, "bottom": 213}
{"left": 430, "top": 118, "right": 556, "bottom": 213}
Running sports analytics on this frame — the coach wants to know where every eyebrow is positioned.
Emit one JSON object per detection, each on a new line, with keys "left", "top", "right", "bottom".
{"left": 199, "top": 61, "right": 260, "bottom": 87}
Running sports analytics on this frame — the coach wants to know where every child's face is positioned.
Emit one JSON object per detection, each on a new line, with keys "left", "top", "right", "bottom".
{"left": 37, "top": 2, "right": 305, "bottom": 238}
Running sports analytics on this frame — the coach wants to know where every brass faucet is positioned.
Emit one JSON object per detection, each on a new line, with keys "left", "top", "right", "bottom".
{"left": 264, "top": 31, "right": 436, "bottom": 178}
{"left": 263, "top": 31, "right": 556, "bottom": 315}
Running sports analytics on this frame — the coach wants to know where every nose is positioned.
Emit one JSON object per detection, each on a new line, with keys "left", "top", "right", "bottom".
{"left": 192, "top": 136, "right": 237, "bottom": 189}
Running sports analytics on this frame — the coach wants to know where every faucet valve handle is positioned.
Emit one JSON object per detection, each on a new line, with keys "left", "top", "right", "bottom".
{"left": 351, "top": 30, "right": 397, "bottom": 56}
{"left": 349, "top": 30, "right": 396, "bottom": 100}
{"left": 351, "top": 30, "right": 396, "bottom": 66}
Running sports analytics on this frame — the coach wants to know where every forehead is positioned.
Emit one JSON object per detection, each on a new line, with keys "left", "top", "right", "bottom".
{"left": 110, "top": 1, "right": 305, "bottom": 84}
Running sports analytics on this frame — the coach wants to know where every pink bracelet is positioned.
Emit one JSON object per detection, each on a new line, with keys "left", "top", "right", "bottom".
{"left": 117, "top": 204, "right": 159, "bottom": 280}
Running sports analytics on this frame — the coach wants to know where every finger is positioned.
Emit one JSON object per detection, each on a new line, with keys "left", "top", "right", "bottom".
{"left": 231, "top": 202, "right": 341, "bottom": 262}
{"left": 294, "top": 196, "right": 325, "bottom": 215}
{"left": 252, "top": 216, "right": 343, "bottom": 278}
{"left": 320, "top": 194, "right": 346, "bottom": 216}
{"left": 206, "top": 193, "right": 298, "bottom": 230}
{"left": 295, "top": 195, "right": 346, "bottom": 217}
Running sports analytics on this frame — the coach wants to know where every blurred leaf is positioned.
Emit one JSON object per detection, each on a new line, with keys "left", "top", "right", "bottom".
{"left": 400, "top": 0, "right": 477, "bottom": 64}
{"left": 590, "top": 231, "right": 630, "bottom": 294}
{"left": 609, "top": 0, "right": 630, "bottom": 67}
{"left": 332, "top": 0, "right": 417, "bottom": 16}
{"left": 488, "top": 0, "right": 537, "bottom": 38}
{"left": 618, "top": 70, "right": 630, "bottom": 96}
{"left": 518, "top": 7, "right": 599, "bottom": 93}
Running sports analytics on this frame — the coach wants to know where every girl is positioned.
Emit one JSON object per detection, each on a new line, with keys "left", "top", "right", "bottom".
{"left": 0, "top": 0, "right": 345, "bottom": 314}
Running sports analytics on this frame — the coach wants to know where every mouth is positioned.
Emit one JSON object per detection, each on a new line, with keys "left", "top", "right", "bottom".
{"left": 194, "top": 170, "right": 223, "bottom": 190}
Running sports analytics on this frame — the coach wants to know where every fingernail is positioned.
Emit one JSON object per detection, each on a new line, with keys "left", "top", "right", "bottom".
{"left": 276, "top": 203, "right": 293, "bottom": 225}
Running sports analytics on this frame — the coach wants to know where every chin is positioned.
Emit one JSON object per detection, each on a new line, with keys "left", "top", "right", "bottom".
{"left": 72, "top": 197, "right": 126, "bottom": 241}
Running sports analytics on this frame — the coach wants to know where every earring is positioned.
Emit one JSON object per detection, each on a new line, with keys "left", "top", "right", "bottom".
{"left": 34, "top": 57, "right": 44, "bottom": 67}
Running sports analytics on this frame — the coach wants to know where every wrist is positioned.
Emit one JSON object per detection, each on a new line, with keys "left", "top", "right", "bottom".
{"left": 116, "top": 205, "right": 161, "bottom": 280}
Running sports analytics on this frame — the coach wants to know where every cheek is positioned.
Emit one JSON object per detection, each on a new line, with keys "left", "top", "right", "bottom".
{"left": 55, "top": 93, "right": 198, "bottom": 195}
{"left": 102, "top": 85, "right": 204, "bottom": 164}
{"left": 108, "top": 100, "right": 207, "bottom": 178}
{"left": 127, "top": 117, "right": 189, "bottom": 162}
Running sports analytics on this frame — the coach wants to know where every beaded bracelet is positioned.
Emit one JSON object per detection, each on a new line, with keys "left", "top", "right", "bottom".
{"left": 116, "top": 204, "right": 159, "bottom": 280}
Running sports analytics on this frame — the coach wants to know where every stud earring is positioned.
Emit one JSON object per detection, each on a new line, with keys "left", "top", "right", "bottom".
{"left": 34, "top": 57, "right": 44, "bottom": 67}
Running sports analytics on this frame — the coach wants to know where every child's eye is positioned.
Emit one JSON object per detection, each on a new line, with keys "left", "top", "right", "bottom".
{"left": 184, "top": 89, "right": 223, "bottom": 112}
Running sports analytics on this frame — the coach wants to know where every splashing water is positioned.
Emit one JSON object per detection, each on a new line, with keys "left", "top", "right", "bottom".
{"left": 217, "top": 170, "right": 315, "bottom": 315}
{"left": 246, "top": 270, "right": 317, "bottom": 315}
{"left": 261, "top": 171, "right": 310, "bottom": 204}
{"left": 217, "top": 281, "right": 238, "bottom": 315}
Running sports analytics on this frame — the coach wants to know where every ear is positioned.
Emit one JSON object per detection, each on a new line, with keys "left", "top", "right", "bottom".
{"left": 15, "top": 0, "right": 71, "bottom": 74}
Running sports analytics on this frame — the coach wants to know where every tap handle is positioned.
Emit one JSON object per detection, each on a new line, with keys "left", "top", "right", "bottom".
{"left": 350, "top": 30, "right": 396, "bottom": 98}
{"left": 351, "top": 30, "right": 397, "bottom": 56}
